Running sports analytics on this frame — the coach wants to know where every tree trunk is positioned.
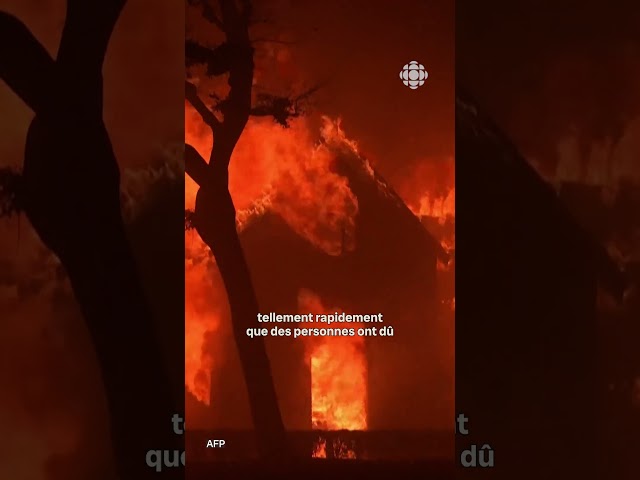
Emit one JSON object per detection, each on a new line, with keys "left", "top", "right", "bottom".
{"left": 2, "top": 4, "right": 181, "bottom": 478}
{"left": 192, "top": 169, "right": 288, "bottom": 459}
{"left": 184, "top": 0, "right": 289, "bottom": 455}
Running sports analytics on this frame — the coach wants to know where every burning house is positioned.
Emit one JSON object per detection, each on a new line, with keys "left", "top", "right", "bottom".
{"left": 186, "top": 119, "right": 454, "bottom": 461}
{"left": 455, "top": 91, "right": 628, "bottom": 478}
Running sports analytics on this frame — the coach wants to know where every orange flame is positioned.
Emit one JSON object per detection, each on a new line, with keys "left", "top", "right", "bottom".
{"left": 398, "top": 158, "right": 454, "bottom": 238}
{"left": 396, "top": 157, "right": 455, "bottom": 263}
{"left": 184, "top": 96, "right": 455, "bottom": 422}
{"left": 298, "top": 289, "right": 367, "bottom": 459}
{"left": 536, "top": 120, "right": 640, "bottom": 191}
{"left": 184, "top": 105, "right": 361, "bottom": 403}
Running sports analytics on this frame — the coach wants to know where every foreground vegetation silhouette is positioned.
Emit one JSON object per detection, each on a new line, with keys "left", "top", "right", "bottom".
{"left": 184, "top": 0, "right": 322, "bottom": 459}
{"left": 1, "top": 1, "right": 179, "bottom": 478}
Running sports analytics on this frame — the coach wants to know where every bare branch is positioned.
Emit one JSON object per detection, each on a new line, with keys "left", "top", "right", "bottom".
{"left": 250, "top": 85, "right": 322, "bottom": 127}
{"left": 0, "top": 12, "right": 56, "bottom": 113}
{"left": 186, "top": 81, "right": 221, "bottom": 132}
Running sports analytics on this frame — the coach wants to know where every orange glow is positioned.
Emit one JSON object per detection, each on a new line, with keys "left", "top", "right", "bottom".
{"left": 397, "top": 157, "right": 455, "bottom": 255}
{"left": 544, "top": 128, "right": 640, "bottom": 190}
{"left": 184, "top": 105, "right": 361, "bottom": 403}
{"left": 183, "top": 97, "right": 455, "bottom": 422}
{"left": 414, "top": 187, "right": 455, "bottom": 225}
{"left": 298, "top": 289, "right": 366, "bottom": 459}
{"left": 395, "top": 157, "right": 455, "bottom": 283}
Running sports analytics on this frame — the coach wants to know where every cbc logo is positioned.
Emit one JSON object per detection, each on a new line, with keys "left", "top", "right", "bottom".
{"left": 399, "top": 61, "right": 428, "bottom": 90}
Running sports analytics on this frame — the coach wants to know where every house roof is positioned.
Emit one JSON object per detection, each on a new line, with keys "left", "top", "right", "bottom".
{"left": 456, "top": 89, "right": 627, "bottom": 301}
{"left": 329, "top": 141, "right": 450, "bottom": 264}
{"left": 238, "top": 135, "right": 449, "bottom": 264}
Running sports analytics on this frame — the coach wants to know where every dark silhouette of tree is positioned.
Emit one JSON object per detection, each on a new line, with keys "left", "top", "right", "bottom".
{"left": 1, "top": 2, "right": 179, "bottom": 478}
{"left": 185, "top": 0, "right": 314, "bottom": 459}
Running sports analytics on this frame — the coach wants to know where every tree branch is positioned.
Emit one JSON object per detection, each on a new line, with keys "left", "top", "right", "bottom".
{"left": 57, "top": 0, "right": 127, "bottom": 70}
{"left": 188, "top": 0, "right": 225, "bottom": 30}
{"left": 186, "top": 81, "right": 221, "bottom": 132}
{"left": 0, "top": 12, "right": 56, "bottom": 114}
{"left": 220, "top": 0, "right": 252, "bottom": 40}
{"left": 250, "top": 85, "right": 322, "bottom": 127}
{"left": 186, "top": 0, "right": 290, "bottom": 459}
{"left": 201, "top": 2, "right": 225, "bottom": 30}
{"left": 185, "top": 40, "right": 234, "bottom": 76}
{"left": 184, "top": 143, "right": 210, "bottom": 188}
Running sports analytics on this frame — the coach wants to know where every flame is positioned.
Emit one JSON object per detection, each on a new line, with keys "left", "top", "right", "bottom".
{"left": 395, "top": 157, "right": 455, "bottom": 283}
{"left": 185, "top": 105, "right": 359, "bottom": 252}
{"left": 396, "top": 158, "right": 455, "bottom": 253}
{"left": 183, "top": 90, "right": 455, "bottom": 424}
{"left": 415, "top": 188, "right": 455, "bottom": 226}
{"left": 542, "top": 117, "right": 640, "bottom": 191}
{"left": 184, "top": 248, "right": 222, "bottom": 405}
{"left": 298, "top": 289, "right": 367, "bottom": 459}
{"left": 184, "top": 105, "right": 360, "bottom": 402}
{"left": 309, "top": 341, "right": 367, "bottom": 431}
{"left": 393, "top": 158, "right": 455, "bottom": 318}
